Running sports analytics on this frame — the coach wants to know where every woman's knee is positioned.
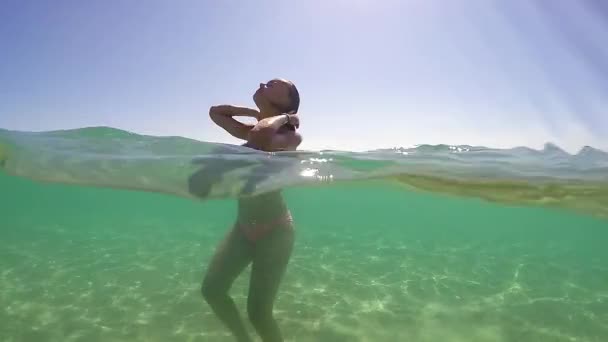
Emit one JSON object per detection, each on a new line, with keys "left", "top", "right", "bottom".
{"left": 201, "top": 277, "right": 227, "bottom": 301}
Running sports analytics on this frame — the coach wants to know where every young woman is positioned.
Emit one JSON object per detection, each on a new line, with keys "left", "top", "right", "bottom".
{"left": 201, "top": 78, "right": 302, "bottom": 342}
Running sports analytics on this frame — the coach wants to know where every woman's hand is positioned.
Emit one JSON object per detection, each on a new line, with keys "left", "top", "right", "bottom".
{"left": 286, "top": 114, "right": 299, "bottom": 129}
{"left": 247, "top": 114, "right": 302, "bottom": 150}
{"left": 255, "top": 114, "right": 299, "bottom": 129}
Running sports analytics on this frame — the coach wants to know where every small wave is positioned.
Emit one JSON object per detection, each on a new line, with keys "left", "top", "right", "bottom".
{"left": 1, "top": 127, "right": 607, "bottom": 219}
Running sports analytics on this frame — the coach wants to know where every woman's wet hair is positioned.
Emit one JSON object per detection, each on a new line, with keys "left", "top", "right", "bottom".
{"left": 266, "top": 80, "right": 300, "bottom": 115}
{"left": 285, "top": 83, "right": 300, "bottom": 114}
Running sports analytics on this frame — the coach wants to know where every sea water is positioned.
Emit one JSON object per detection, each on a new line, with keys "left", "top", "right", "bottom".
{"left": 0, "top": 127, "right": 607, "bottom": 342}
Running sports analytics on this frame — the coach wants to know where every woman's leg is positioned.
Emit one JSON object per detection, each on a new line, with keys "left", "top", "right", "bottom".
{"left": 202, "top": 226, "right": 253, "bottom": 342}
{"left": 247, "top": 225, "right": 295, "bottom": 342}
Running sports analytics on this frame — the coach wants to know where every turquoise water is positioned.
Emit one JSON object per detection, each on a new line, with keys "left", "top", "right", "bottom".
{"left": 1, "top": 127, "right": 608, "bottom": 341}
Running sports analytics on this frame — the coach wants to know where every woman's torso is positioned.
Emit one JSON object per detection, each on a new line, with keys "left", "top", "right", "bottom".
{"left": 237, "top": 190, "right": 289, "bottom": 225}
{"left": 237, "top": 136, "right": 292, "bottom": 225}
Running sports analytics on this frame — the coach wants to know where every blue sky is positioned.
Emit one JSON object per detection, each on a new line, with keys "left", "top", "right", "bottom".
{"left": 1, "top": 0, "right": 607, "bottom": 152}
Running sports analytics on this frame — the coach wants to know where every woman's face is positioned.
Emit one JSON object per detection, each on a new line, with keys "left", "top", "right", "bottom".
{"left": 253, "top": 79, "right": 293, "bottom": 113}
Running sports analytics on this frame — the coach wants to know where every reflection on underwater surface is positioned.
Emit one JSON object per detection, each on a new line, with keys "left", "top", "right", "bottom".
{"left": 1, "top": 171, "right": 607, "bottom": 341}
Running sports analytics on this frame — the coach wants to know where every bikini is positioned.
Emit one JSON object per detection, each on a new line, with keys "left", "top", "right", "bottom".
{"left": 235, "top": 124, "right": 296, "bottom": 243}
{"left": 236, "top": 212, "right": 294, "bottom": 242}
